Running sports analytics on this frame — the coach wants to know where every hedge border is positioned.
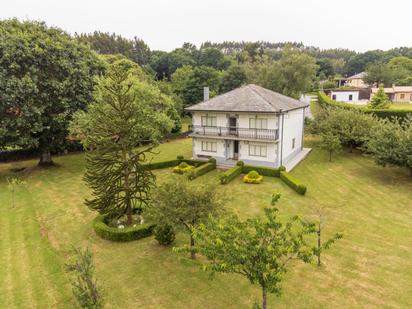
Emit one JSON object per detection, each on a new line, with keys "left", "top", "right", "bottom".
{"left": 280, "top": 171, "right": 307, "bottom": 195}
{"left": 219, "top": 165, "right": 242, "bottom": 184}
{"left": 93, "top": 215, "right": 155, "bottom": 242}
{"left": 318, "top": 91, "right": 412, "bottom": 121}
{"left": 188, "top": 158, "right": 216, "bottom": 180}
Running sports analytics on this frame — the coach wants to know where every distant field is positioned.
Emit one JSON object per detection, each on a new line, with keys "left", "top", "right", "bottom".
{"left": 1, "top": 137, "right": 412, "bottom": 308}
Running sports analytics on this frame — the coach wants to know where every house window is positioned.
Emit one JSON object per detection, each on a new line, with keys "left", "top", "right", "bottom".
{"left": 201, "top": 116, "right": 217, "bottom": 127}
{"left": 400, "top": 94, "right": 405, "bottom": 99}
{"left": 249, "top": 118, "right": 268, "bottom": 129}
{"left": 332, "top": 94, "right": 336, "bottom": 100}
{"left": 292, "top": 138, "right": 296, "bottom": 149}
{"left": 249, "top": 144, "right": 267, "bottom": 157}
{"left": 201, "top": 141, "right": 217, "bottom": 152}
{"left": 349, "top": 94, "right": 353, "bottom": 101}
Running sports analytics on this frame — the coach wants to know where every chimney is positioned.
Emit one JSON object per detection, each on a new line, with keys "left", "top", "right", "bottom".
{"left": 203, "top": 87, "right": 209, "bottom": 101}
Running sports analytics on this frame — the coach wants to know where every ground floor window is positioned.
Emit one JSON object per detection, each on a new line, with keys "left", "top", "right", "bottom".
{"left": 201, "top": 141, "right": 217, "bottom": 152}
{"left": 249, "top": 143, "right": 267, "bottom": 157}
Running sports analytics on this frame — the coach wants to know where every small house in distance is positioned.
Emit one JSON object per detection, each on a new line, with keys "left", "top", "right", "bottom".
{"left": 370, "top": 86, "right": 412, "bottom": 102}
{"left": 326, "top": 88, "right": 371, "bottom": 103}
{"left": 335, "top": 72, "right": 368, "bottom": 89}
{"left": 185, "top": 84, "right": 310, "bottom": 170}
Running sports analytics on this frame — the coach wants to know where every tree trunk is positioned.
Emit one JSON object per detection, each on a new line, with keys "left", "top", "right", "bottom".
{"left": 410, "top": 167, "right": 412, "bottom": 177}
{"left": 190, "top": 234, "right": 196, "bottom": 259}
{"left": 329, "top": 150, "right": 332, "bottom": 162}
{"left": 123, "top": 150, "right": 133, "bottom": 226}
{"left": 348, "top": 142, "right": 354, "bottom": 153}
{"left": 317, "top": 227, "right": 321, "bottom": 267}
{"left": 38, "top": 151, "right": 54, "bottom": 166}
{"left": 262, "top": 285, "right": 267, "bottom": 309}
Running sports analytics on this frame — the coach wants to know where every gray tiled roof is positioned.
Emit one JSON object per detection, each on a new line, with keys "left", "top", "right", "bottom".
{"left": 185, "top": 84, "right": 308, "bottom": 113}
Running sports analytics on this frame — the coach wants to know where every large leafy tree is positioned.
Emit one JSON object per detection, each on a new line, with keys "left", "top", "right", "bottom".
{"left": 316, "top": 107, "right": 376, "bottom": 151}
{"left": 148, "top": 178, "right": 223, "bottom": 259}
{"left": 198, "top": 48, "right": 231, "bottom": 70}
{"left": 171, "top": 65, "right": 221, "bottom": 106}
{"left": 186, "top": 195, "right": 316, "bottom": 309}
{"left": 70, "top": 60, "right": 175, "bottom": 225}
{"left": 0, "top": 19, "right": 103, "bottom": 165}
{"left": 364, "top": 63, "right": 393, "bottom": 87}
{"left": 219, "top": 64, "right": 247, "bottom": 93}
{"left": 367, "top": 116, "right": 412, "bottom": 176}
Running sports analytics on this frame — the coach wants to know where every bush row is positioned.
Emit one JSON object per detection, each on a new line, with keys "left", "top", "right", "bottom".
{"left": 188, "top": 158, "right": 216, "bottom": 180}
{"left": 318, "top": 91, "right": 412, "bottom": 121}
{"left": 219, "top": 165, "right": 242, "bottom": 184}
{"left": 143, "top": 156, "right": 207, "bottom": 171}
{"left": 242, "top": 164, "right": 285, "bottom": 177}
{"left": 93, "top": 215, "right": 155, "bottom": 242}
{"left": 279, "top": 171, "right": 307, "bottom": 195}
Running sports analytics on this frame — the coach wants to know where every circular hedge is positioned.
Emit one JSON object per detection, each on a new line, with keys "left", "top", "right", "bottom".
{"left": 93, "top": 215, "right": 155, "bottom": 242}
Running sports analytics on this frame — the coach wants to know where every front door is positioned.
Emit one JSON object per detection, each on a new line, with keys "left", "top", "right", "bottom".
{"left": 229, "top": 117, "right": 237, "bottom": 135}
{"left": 233, "top": 140, "right": 239, "bottom": 160}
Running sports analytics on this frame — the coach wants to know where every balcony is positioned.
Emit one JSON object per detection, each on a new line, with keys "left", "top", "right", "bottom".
{"left": 189, "top": 125, "right": 279, "bottom": 141}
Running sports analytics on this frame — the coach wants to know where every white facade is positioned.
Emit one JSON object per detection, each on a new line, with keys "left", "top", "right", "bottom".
{"left": 330, "top": 91, "right": 359, "bottom": 102}
{"left": 190, "top": 110, "right": 305, "bottom": 168}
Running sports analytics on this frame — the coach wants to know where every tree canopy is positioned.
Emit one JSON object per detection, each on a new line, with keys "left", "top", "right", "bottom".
{"left": 0, "top": 19, "right": 103, "bottom": 165}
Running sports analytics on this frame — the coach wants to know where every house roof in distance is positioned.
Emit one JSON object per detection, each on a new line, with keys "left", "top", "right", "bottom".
{"left": 371, "top": 86, "right": 412, "bottom": 94}
{"left": 185, "top": 84, "right": 308, "bottom": 113}
{"left": 347, "top": 72, "right": 367, "bottom": 80}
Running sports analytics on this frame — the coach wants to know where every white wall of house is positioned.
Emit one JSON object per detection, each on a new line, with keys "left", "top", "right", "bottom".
{"left": 192, "top": 137, "right": 226, "bottom": 159}
{"left": 192, "top": 112, "right": 279, "bottom": 129}
{"left": 279, "top": 109, "right": 304, "bottom": 165}
{"left": 238, "top": 141, "right": 278, "bottom": 166}
{"left": 330, "top": 91, "right": 359, "bottom": 102}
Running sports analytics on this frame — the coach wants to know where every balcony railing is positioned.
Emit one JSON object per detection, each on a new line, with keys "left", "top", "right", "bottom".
{"left": 189, "top": 125, "right": 279, "bottom": 141}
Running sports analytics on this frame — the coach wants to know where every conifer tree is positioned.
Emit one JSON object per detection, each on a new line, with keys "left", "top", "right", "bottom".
{"left": 370, "top": 84, "right": 390, "bottom": 109}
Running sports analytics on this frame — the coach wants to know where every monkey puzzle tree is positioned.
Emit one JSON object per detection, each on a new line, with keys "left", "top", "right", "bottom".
{"left": 0, "top": 19, "right": 103, "bottom": 165}
{"left": 70, "top": 59, "right": 175, "bottom": 225}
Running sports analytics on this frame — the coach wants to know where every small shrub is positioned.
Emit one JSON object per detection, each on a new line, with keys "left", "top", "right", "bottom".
{"left": 236, "top": 161, "right": 245, "bottom": 166}
{"left": 280, "top": 171, "right": 307, "bottom": 195}
{"left": 176, "top": 155, "right": 184, "bottom": 160}
{"left": 243, "top": 170, "right": 263, "bottom": 184}
{"left": 154, "top": 224, "right": 176, "bottom": 246}
{"left": 173, "top": 161, "right": 194, "bottom": 174}
{"left": 93, "top": 215, "right": 154, "bottom": 242}
{"left": 188, "top": 162, "right": 216, "bottom": 180}
{"left": 208, "top": 157, "right": 217, "bottom": 165}
{"left": 219, "top": 165, "right": 242, "bottom": 184}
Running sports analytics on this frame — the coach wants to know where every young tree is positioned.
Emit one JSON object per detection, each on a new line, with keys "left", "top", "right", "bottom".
{"left": 310, "top": 208, "right": 343, "bottom": 267}
{"left": 0, "top": 19, "right": 103, "bottom": 166}
{"left": 148, "top": 178, "right": 223, "bottom": 259}
{"left": 184, "top": 195, "right": 316, "bottom": 309}
{"left": 66, "top": 247, "right": 103, "bottom": 309}
{"left": 367, "top": 115, "right": 412, "bottom": 176}
{"left": 369, "top": 85, "right": 390, "bottom": 109}
{"left": 6, "top": 177, "right": 26, "bottom": 208}
{"left": 320, "top": 132, "right": 342, "bottom": 162}
{"left": 70, "top": 59, "right": 175, "bottom": 225}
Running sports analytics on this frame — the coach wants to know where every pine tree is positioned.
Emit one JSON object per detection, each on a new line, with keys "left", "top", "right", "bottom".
{"left": 70, "top": 59, "right": 175, "bottom": 225}
{"left": 370, "top": 84, "right": 390, "bottom": 109}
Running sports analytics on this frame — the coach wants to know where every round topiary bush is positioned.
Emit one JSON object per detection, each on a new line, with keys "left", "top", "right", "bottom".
{"left": 236, "top": 161, "right": 245, "bottom": 166}
{"left": 93, "top": 215, "right": 155, "bottom": 242}
{"left": 243, "top": 170, "right": 263, "bottom": 184}
{"left": 154, "top": 224, "right": 175, "bottom": 246}
{"left": 173, "top": 161, "right": 194, "bottom": 174}
{"left": 177, "top": 155, "right": 184, "bottom": 160}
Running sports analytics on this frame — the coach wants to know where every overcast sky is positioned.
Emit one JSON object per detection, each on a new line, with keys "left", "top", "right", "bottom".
{"left": 2, "top": 0, "right": 411, "bottom": 52}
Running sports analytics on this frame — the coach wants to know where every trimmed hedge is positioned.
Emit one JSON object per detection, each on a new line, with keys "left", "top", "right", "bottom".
{"left": 93, "top": 215, "right": 155, "bottom": 242}
{"left": 188, "top": 162, "right": 216, "bottom": 180}
{"left": 144, "top": 159, "right": 180, "bottom": 170}
{"left": 242, "top": 164, "right": 285, "bottom": 177}
{"left": 318, "top": 91, "right": 412, "bottom": 121}
{"left": 219, "top": 165, "right": 243, "bottom": 184}
{"left": 280, "top": 171, "right": 307, "bottom": 195}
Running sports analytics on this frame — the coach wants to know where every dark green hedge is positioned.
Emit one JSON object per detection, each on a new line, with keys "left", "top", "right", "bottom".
{"left": 93, "top": 215, "right": 155, "bottom": 242}
{"left": 220, "top": 165, "right": 242, "bottom": 184}
{"left": 182, "top": 159, "right": 208, "bottom": 167}
{"left": 188, "top": 162, "right": 216, "bottom": 180}
{"left": 144, "top": 159, "right": 180, "bottom": 170}
{"left": 318, "top": 91, "right": 412, "bottom": 121}
{"left": 242, "top": 164, "right": 285, "bottom": 177}
{"left": 280, "top": 171, "right": 307, "bottom": 195}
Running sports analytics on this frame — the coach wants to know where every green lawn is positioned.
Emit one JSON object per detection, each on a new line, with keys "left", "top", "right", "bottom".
{"left": 389, "top": 103, "right": 412, "bottom": 110}
{"left": 1, "top": 137, "right": 412, "bottom": 308}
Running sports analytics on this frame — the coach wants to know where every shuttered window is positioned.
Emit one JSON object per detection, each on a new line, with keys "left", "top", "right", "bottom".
{"left": 249, "top": 144, "right": 267, "bottom": 157}
{"left": 249, "top": 118, "right": 268, "bottom": 129}
{"left": 201, "top": 141, "right": 217, "bottom": 152}
{"left": 201, "top": 116, "right": 217, "bottom": 127}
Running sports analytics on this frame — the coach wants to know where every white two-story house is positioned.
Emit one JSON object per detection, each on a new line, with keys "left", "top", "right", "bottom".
{"left": 185, "top": 84, "right": 309, "bottom": 168}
